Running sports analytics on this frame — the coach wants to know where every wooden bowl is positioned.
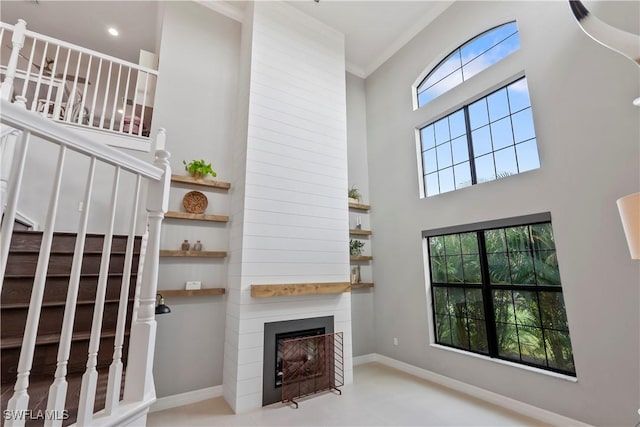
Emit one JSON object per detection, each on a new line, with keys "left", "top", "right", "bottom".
{"left": 183, "top": 191, "right": 208, "bottom": 214}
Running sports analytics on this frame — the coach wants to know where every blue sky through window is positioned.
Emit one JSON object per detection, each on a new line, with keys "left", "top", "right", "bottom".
{"left": 420, "top": 77, "right": 540, "bottom": 196}
{"left": 417, "top": 22, "right": 520, "bottom": 107}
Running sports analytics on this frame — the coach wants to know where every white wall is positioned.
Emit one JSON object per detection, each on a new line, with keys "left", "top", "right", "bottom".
{"left": 150, "top": 1, "right": 240, "bottom": 398}
{"left": 364, "top": 1, "right": 639, "bottom": 425}
{"left": 346, "top": 72, "right": 375, "bottom": 356}
{"left": 223, "top": 1, "right": 352, "bottom": 413}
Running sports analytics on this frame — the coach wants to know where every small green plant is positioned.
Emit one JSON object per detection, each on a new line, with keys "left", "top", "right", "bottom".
{"left": 348, "top": 185, "right": 361, "bottom": 201}
{"left": 350, "top": 239, "right": 365, "bottom": 256}
{"left": 183, "top": 159, "right": 217, "bottom": 178}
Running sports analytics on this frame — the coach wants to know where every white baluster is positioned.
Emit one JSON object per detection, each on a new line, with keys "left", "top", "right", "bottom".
{"left": 127, "top": 70, "right": 139, "bottom": 135}
{"left": 44, "top": 157, "right": 96, "bottom": 427}
{"left": 124, "top": 138, "right": 170, "bottom": 402}
{"left": 99, "top": 61, "right": 113, "bottom": 129}
{"left": 30, "top": 41, "right": 49, "bottom": 112}
{"left": 130, "top": 228, "right": 148, "bottom": 324}
{"left": 0, "top": 19, "right": 26, "bottom": 101}
{"left": 52, "top": 48, "right": 71, "bottom": 121}
{"left": 105, "top": 174, "right": 141, "bottom": 415}
{"left": 0, "top": 126, "right": 30, "bottom": 284}
{"left": 109, "top": 64, "right": 123, "bottom": 131}
{"left": 66, "top": 52, "right": 86, "bottom": 123}
{"left": 88, "top": 58, "right": 103, "bottom": 126}
{"left": 4, "top": 145, "right": 67, "bottom": 427}
{"left": 138, "top": 73, "right": 150, "bottom": 137}
{"left": 76, "top": 166, "right": 120, "bottom": 426}
{"left": 43, "top": 45, "right": 60, "bottom": 118}
{"left": 20, "top": 38, "right": 37, "bottom": 99}
{"left": 77, "top": 53, "right": 90, "bottom": 125}
{"left": 119, "top": 67, "right": 132, "bottom": 133}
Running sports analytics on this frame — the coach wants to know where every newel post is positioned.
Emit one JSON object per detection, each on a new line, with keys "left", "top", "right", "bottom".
{"left": 123, "top": 128, "right": 170, "bottom": 403}
{"left": 0, "top": 20, "right": 27, "bottom": 101}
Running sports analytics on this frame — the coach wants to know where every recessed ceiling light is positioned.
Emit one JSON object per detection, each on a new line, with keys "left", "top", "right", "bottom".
{"left": 108, "top": 27, "right": 119, "bottom": 37}
{"left": 117, "top": 109, "right": 124, "bottom": 114}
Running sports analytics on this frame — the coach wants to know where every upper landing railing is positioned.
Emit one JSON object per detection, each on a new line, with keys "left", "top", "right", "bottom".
{"left": 0, "top": 20, "right": 158, "bottom": 140}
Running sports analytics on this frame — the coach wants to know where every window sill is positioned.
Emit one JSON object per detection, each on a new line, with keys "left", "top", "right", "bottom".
{"left": 430, "top": 343, "right": 578, "bottom": 383}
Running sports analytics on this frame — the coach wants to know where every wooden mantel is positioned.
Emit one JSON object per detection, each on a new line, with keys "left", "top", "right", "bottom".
{"left": 251, "top": 282, "right": 351, "bottom": 298}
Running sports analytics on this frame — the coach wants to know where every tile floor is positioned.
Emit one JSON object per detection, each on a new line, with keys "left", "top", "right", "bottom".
{"left": 147, "top": 362, "right": 545, "bottom": 426}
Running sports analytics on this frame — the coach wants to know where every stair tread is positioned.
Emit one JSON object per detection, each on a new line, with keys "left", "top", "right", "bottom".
{"left": 1, "top": 367, "right": 124, "bottom": 426}
{"left": 3, "top": 272, "right": 138, "bottom": 279}
{"left": 8, "top": 250, "right": 134, "bottom": 255}
{"left": 1, "top": 330, "right": 128, "bottom": 349}
{"left": 1, "top": 298, "right": 133, "bottom": 310}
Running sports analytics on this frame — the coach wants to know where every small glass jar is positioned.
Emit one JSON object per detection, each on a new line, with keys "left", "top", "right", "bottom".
{"left": 193, "top": 240, "right": 203, "bottom": 251}
{"left": 181, "top": 240, "right": 190, "bottom": 251}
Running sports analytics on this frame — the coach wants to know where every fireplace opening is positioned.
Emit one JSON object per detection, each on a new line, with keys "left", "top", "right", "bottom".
{"left": 263, "top": 316, "right": 334, "bottom": 406}
{"left": 275, "top": 328, "right": 325, "bottom": 388}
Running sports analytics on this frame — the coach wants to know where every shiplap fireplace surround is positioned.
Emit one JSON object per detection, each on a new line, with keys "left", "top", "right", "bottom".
{"left": 222, "top": 2, "right": 354, "bottom": 413}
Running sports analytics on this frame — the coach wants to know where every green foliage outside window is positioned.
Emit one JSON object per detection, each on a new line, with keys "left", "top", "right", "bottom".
{"left": 427, "top": 221, "right": 575, "bottom": 375}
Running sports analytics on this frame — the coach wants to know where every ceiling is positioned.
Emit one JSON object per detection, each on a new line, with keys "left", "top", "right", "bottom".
{"left": 0, "top": 1, "right": 161, "bottom": 64}
{"left": 286, "top": 1, "right": 454, "bottom": 77}
{"left": 0, "top": 0, "right": 452, "bottom": 78}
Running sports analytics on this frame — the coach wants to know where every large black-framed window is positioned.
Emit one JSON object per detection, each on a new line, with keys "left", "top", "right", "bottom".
{"left": 420, "top": 77, "right": 540, "bottom": 197}
{"left": 424, "top": 213, "right": 575, "bottom": 376}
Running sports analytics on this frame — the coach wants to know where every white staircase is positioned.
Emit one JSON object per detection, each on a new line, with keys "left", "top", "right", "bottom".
{"left": 0, "top": 19, "right": 169, "bottom": 427}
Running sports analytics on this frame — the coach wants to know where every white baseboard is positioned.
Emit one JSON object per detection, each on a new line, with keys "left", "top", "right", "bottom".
{"left": 150, "top": 385, "right": 223, "bottom": 413}
{"left": 358, "top": 353, "right": 590, "bottom": 427}
{"left": 352, "top": 353, "right": 377, "bottom": 366}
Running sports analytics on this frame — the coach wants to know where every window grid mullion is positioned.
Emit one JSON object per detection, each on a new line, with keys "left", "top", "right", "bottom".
{"left": 510, "top": 289, "right": 524, "bottom": 363}
{"left": 463, "top": 106, "right": 478, "bottom": 185}
{"left": 534, "top": 291, "right": 551, "bottom": 368}
{"left": 477, "top": 231, "right": 499, "bottom": 358}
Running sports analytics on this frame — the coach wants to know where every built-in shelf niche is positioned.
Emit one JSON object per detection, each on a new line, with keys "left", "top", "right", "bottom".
{"left": 170, "top": 174, "right": 231, "bottom": 190}
{"left": 159, "top": 250, "right": 227, "bottom": 258}
{"left": 160, "top": 288, "right": 226, "bottom": 297}
{"left": 348, "top": 202, "right": 370, "bottom": 211}
{"left": 349, "top": 229, "right": 372, "bottom": 236}
{"left": 165, "top": 211, "right": 229, "bottom": 222}
{"left": 350, "top": 283, "right": 374, "bottom": 290}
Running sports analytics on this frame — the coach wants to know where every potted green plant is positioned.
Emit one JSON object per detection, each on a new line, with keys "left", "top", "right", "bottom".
{"left": 350, "top": 239, "right": 365, "bottom": 256}
{"left": 348, "top": 185, "right": 362, "bottom": 204}
{"left": 183, "top": 159, "right": 217, "bottom": 179}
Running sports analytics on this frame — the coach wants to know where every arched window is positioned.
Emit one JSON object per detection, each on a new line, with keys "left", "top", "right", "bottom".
{"left": 416, "top": 22, "right": 520, "bottom": 107}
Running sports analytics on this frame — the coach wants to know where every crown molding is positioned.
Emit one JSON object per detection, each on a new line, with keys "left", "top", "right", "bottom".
{"left": 346, "top": 61, "right": 366, "bottom": 79}
{"left": 195, "top": 0, "right": 245, "bottom": 22}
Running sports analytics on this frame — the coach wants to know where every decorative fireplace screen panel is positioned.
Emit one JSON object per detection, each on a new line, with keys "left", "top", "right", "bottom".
{"left": 281, "top": 332, "right": 344, "bottom": 406}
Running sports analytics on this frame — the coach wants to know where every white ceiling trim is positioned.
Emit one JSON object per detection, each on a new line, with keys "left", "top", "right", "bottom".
{"left": 346, "top": 61, "right": 366, "bottom": 79}
{"left": 362, "top": 0, "right": 455, "bottom": 78}
{"left": 196, "top": 0, "right": 245, "bottom": 22}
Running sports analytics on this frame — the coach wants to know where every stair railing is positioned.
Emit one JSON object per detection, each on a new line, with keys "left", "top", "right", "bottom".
{"left": 0, "top": 98, "right": 170, "bottom": 427}
{"left": 0, "top": 19, "right": 158, "bottom": 139}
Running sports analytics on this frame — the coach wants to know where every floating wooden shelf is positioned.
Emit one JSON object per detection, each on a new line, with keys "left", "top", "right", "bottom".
{"left": 171, "top": 174, "right": 231, "bottom": 190}
{"left": 350, "top": 255, "right": 373, "bottom": 261}
{"left": 350, "top": 282, "right": 374, "bottom": 290}
{"left": 348, "top": 202, "right": 370, "bottom": 211}
{"left": 251, "top": 282, "right": 351, "bottom": 298}
{"left": 160, "top": 288, "right": 226, "bottom": 297}
{"left": 165, "top": 211, "right": 229, "bottom": 223}
{"left": 159, "top": 250, "right": 227, "bottom": 258}
{"left": 349, "top": 229, "right": 372, "bottom": 236}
